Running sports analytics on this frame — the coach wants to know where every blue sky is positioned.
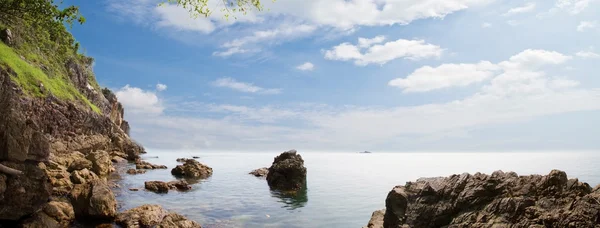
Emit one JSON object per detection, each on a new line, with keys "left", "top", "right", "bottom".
{"left": 67, "top": 0, "right": 599, "bottom": 152}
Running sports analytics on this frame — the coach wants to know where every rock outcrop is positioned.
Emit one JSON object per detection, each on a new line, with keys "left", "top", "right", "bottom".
{"left": 21, "top": 200, "right": 75, "bottom": 228}
{"left": 70, "top": 180, "right": 117, "bottom": 220}
{"left": 144, "top": 180, "right": 193, "bottom": 193}
{"left": 126, "top": 168, "right": 147, "bottom": 175}
{"left": 135, "top": 160, "right": 167, "bottom": 169}
{"left": 171, "top": 159, "right": 213, "bottom": 179}
{"left": 363, "top": 209, "right": 385, "bottom": 228}
{"left": 115, "top": 204, "right": 201, "bottom": 228}
{"left": 266, "top": 150, "right": 307, "bottom": 191}
{"left": 368, "top": 170, "right": 600, "bottom": 228}
{"left": 249, "top": 167, "right": 269, "bottom": 177}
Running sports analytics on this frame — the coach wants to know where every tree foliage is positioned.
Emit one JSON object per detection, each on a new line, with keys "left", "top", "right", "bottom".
{"left": 162, "top": 0, "right": 270, "bottom": 19}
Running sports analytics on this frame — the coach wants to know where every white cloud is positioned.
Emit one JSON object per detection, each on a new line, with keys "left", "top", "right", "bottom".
{"left": 389, "top": 49, "right": 572, "bottom": 93}
{"left": 389, "top": 61, "right": 500, "bottom": 93}
{"left": 555, "top": 0, "right": 594, "bottom": 14}
{"left": 324, "top": 37, "right": 443, "bottom": 66}
{"left": 156, "top": 83, "right": 168, "bottom": 91}
{"left": 154, "top": 4, "right": 215, "bottom": 33}
{"left": 576, "top": 50, "right": 600, "bottom": 58}
{"left": 503, "top": 3, "right": 536, "bottom": 16}
{"left": 115, "top": 85, "right": 164, "bottom": 115}
{"left": 296, "top": 62, "right": 315, "bottom": 71}
{"left": 482, "top": 22, "right": 492, "bottom": 28}
{"left": 212, "top": 77, "right": 282, "bottom": 94}
{"left": 358, "top": 36, "right": 386, "bottom": 48}
{"left": 577, "top": 21, "right": 597, "bottom": 32}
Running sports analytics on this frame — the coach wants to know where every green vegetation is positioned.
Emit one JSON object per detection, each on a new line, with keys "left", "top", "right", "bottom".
{"left": 0, "top": 0, "right": 100, "bottom": 113}
{"left": 162, "top": 0, "right": 271, "bottom": 19}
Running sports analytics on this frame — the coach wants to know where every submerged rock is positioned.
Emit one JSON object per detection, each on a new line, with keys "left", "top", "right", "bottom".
{"left": 266, "top": 150, "right": 307, "bottom": 191}
{"left": 171, "top": 159, "right": 213, "bottom": 179}
{"left": 249, "top": 167, "right": 269, "bottom": 177}
{"left": 126, "top": 168, "right": 146, "bottom": 175}
{"left": 371, "top": 169, "right": 600, "bottom": 228}
{"left": 115, "top": 204, "right": 201, "bottom": 228}
{"left": 135, "top": 160, "right": 167, "bottom": 169}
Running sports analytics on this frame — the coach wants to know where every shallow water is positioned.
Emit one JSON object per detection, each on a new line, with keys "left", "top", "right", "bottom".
{"left": 114, "top": 151, "right": 600, "bottom": 228}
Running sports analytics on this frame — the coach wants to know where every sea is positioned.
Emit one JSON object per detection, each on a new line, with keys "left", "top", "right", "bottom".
{"left": 113, "top": 151, "right": 600, "bottom": 228}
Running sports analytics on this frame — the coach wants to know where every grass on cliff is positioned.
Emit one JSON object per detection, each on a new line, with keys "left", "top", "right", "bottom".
{"left": 0, "top": 42, "right": 100, "bottom": 113}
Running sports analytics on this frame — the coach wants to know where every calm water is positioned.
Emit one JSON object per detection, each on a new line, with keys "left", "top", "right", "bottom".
{"left": 114, "top": 151, "right": 600, "bottom": 228}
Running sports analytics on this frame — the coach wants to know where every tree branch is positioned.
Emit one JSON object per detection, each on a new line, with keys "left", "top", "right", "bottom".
{"left": 0, "top": 163, "right": 23, "bottom": 176}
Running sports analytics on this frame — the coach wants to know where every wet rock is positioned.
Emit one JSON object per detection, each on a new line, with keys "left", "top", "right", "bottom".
{"left": 21, "top": 200, "right": 75, "bottom": 228}
{"left": 363, "top": 209, "right": 385, "bottom": 228}
{"left": 126, "top": 168, "right": 146, "bottom": 175}
{"left": 86, "top": 151, "right": 113, "bottom": 176}
{"left": 135, "top": 160, "right": 167, "bottom": 169}
{"left": 115, "top": 204, "right": 201, "bottom": 228}
{"left": 375, "top": 169, "right": 599, "bottom": 228}
{"left": 111, "top": 156, "right": 127, "bottom": 163}
{"left": 171, "top": 159, "right": 212, "bottom": 179}
{"left": 70, "top": 180, "right": 117, "bottom": 220}
{"left": 249, "top": 167, "right": 269, "bottom": 177}
{"left": 70, "top": 168, "right": 98, "bottom": 184}
{"left": 176, "top": 158, "right": 192, "bottom": 163}
{"left": 129, "top": 188, "right": 139, "bottom": 191}
{"left": 266, "top": 150, "right": 307, "bottom": 191}
{"left": 144, "top": 181, "right": 170, "bottom": 193}
{"left": 0, "top": 162, "right": 51, "bottom": 220}
{"left": 168, "top": 180, "right": 192, "bottom": 191}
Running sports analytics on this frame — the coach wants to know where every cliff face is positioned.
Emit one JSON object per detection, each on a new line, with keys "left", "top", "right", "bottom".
{"left": 0, "top": 27, "right": 143, "bottom": 223}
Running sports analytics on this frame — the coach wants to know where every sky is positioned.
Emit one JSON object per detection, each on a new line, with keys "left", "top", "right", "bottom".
{"left": 66, "top": 0, "right": 600, "bottom": 152}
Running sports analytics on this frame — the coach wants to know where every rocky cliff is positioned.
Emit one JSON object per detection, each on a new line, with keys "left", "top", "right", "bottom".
{"left": 366, "top": 170, "right": 600, "bottom": 228}
{"left": 0, "top": 21, "right": 144, "bottom": 226}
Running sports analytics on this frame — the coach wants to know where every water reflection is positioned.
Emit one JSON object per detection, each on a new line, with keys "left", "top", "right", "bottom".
{"left": 270, "top": 186, "right": 308, "bottom": 210}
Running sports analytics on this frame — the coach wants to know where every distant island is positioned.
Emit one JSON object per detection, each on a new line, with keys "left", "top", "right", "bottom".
{"left": 359, "top": 151, "right": 372, "bottom": 154}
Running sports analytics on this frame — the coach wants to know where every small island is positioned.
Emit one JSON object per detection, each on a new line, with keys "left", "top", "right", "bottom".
{"left": 359, "top": 151, "right": 372, "bottom": 154}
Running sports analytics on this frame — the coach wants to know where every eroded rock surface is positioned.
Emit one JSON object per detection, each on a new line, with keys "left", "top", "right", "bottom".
{"left": 371, "top": 170, "right": 600, "bottom": 228}
{"left": 266, "top": 150, "right": 307, "bottom": 191}
{"left": 171, "top": 159, "right": 213, "bottom": 179}
{"left": 115, "top": 204, "right": 201, "bottom": 228}
{"left": 70, "top": 180, "right": 117, "bottom": 220}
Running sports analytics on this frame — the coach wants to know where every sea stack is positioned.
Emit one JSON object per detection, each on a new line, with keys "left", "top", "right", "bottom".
{"left": 266, "top": 149, "right": 307, "bottom": 191}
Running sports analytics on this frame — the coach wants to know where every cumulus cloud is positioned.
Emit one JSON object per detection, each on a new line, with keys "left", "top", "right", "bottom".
{"left": 296, "top": 62, "right": 315, "bottom": 71}
{"left": 577, "top": 21, "right": 597, "bottom": 32}
{"left": 212, "top": 77, "right": 282, "bottom": 94}
{"left": 503, "top": 3, "right": 536, "bottom": 16}
{"left": 156, "top": 83, "right": 167, "bottom": 91}
{"left": 324, "top": 37, "right": 443, "bottom": 66}
{"left": 115, "top": 85, "right": 164, "bottom": 115}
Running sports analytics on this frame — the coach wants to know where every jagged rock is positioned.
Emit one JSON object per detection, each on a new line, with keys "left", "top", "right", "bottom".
{"left": 363, "top": 209, "right": 385, "bottom": 228}
{"left": 0, "top": 162, "right": 51, "bottom": 220}
{"left": 67, "top": 156, "right": 93, "bottom": 172}
{"left": 126, "top": 168, "right": 146, "bottom": 175}
{"left": 135, "top": 160, "right": 167, "bottom": 169}
{"left": 266, "top": 150, "right": 307, "bottom": 191}
{"left": 86, "top": 151, "right": 113, "bottom": 176}
{"left": 70, "top": 180, "right": 117, "bottom": 220}
{"left": 376, "top": 170, "right": 599, "bottom": 228}
{"left": 249, "top": 167, "right": 269, "bottom": 177}
{"left": 45, "top": 161, "right": 73, "bottom": 196}
{"left": 1, "top": 28, "right": 13, "bottom": 46}
{"left": 115, "top": 204, "right": 201, "bottom": 228}
{"left": 21, "top": 200, "right": 75, "bottom": 228}
{"left": 171, "top": 159, "right": 213, "bottom": 179}
{"left": 70, "top": 168, "right": 98, "bottom": 184}
{"left": 144, "top": 181, "right": 170, "bottom": 193}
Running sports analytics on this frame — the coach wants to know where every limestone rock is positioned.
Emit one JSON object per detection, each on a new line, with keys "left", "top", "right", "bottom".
{"left": 135, "top": 160, "right": 167, "bottom": 169}
{"left": 86, "top": 151, "right": 113, "bottom": 176}
{"left": 115, "top": 204, "right": 201, "bottom": 228}
{"left": 145, "top": 181, "right": 170, "bottom": 193}
{"left": 21, "top": 201, "right": 75, "bottom": 228}
{"left": 266, "top": 150, "right": 307, "bottom": 191}
{"left": 70, "top": 168, "right": 98, "bottom": 184}
{"left": 111, "top": 156, "right": 127, "bottom": 163}
{"left": 70, "top": 180, "right": 117, "bottom": 220}
{"left": 249, "top": 167, "right": 269, "bottom": 177}
{"left": 171, "top": 160, "right": 212, "bottom": 179}
{"left": 126, "top": 168, "right": 146, "bottom": 175}
{"left": 0, "top": 162, "right": 51, "bottom": 220}
{"left": 363, "top": 209, "right": 385, "bottom": 228}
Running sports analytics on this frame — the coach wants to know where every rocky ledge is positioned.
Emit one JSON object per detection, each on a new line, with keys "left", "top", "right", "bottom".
{"left": 366, "top": 170, "right": 600, "bottom": 228}
{"left": 144, "top": 180, "right": 192, "bottom": 193}
{"left": 266, "top": 150, "right": 307, "bottom": 191}
{"left": 116, "top": 204, "right": 201, "bottom": 228}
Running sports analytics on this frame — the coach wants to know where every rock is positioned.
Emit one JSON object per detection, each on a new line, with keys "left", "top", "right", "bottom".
{"left": 21, "top": 200, "right": 75, "bottom": 228}
{"left": 45, "top": 161, "right": 73, "bottom": 196}
{"left": 86, "top": 151, "right": 113, "bottom": 176}
{"left": 115, "top": 204, "right": 201, "bottom": 228}
{"left": 0, "top": 162, "right": 51, "bottom": 220}
{"left": 111, "top": 156, "right": 127, "bottom": 163}
{"left": 192, "top": 156, "right": 200, "bottom": 159}
{"left": 363, "top": 209, "right": 385, "bottom": 228}
{"left": 135, "top": 160, "right": 167, "bottom": 169}
{"left": 171, "top": 159, "right": 213, "bottom": 179}
{"left": 126, "top": 168, "right": 146, "bottom": 175}
{"left": 176, "top": 158, "right": 192, "bottom": 163}
{"left": 67, "top": 157, "right": 93, "bottom": 172}
{"left": 129, "top": 188, "right": 139, "bottom": 191}
{"left": 70, "top": 180, "right": 117, "bottom": 220}
{"left": 249, "top": 167, "right": 269, "bottom": 177}
{"left": 70, "top": 168, "right": 98, "bottom": 184}
{"left": 376, "top": 170, "right": 599, "bottom": 228}
{"left": 0, "top": 28, "right": 12, "bottom": 46}
{"left": 168, "top": 180, "right": 192, "bottom": 191}
{"left": 144, "top": 181, "right": 170, "bottom": 193}
{"left": 266, "top": 150, "right": 307, "bottom": 191}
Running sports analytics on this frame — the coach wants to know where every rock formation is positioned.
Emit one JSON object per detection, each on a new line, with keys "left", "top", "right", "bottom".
{"left": 249, "top": 167, "right": 269, "bottom": 177}
{"left": 115, "top": 204, "right": 201, "bottom": 228}
{"left": 366, "top": 170, "right": 600, "bottom": 228}
{"left": 126, "top": 168, "right": 147, "bottom": 175}
{"left": 135, "top": 160, "right": 167, "bottom": 169}
{"left": 144, "top": 180, "right": 193, "bottom": 193}
{"left": 266, "top": 150, "right": 307, "bottom": 191}
{"left": 171, "top": 159, "right": 213, "bottom": 179}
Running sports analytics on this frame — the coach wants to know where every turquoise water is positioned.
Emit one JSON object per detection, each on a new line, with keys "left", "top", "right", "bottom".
{"left": 114, "top": 151, "right": 600, "bottom": 228}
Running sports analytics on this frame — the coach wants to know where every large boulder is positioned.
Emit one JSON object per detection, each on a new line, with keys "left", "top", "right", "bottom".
{"left": 66, "top": 152, "right": 93, "bottom": 172}
{"left": 115, "top": 204, "right": 201, "bottom": 228}
{"left": 375, "top": 170, "right": 599, "bottom": 228}
{"left": 0, "top": 162, "right": 51, "bottom": 220}
{"left": 70, "top": 180, "right": 117, "bottom": 220}
{"left": 171, "top": 159, "right": 212, "bottom": 179}
{"left": 21, "top": 200, "right": 76, "bottom": 228}
{"left": 86, "top": 151, "right": 113, "bottom": 176}
{"left": 249, "top": 167, "right": 269, "bottom": 177}
{"left": 70, "top": 168, "right": 98, "bottom": 184}
{"left": 266, "top": 150, "right": 307, "bottom": 191}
